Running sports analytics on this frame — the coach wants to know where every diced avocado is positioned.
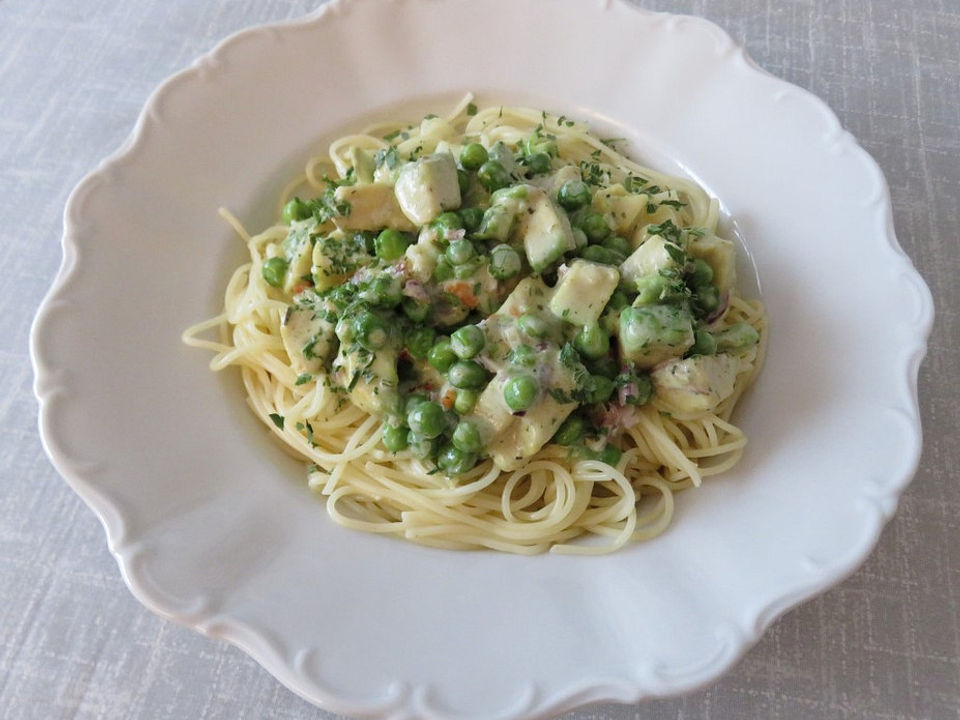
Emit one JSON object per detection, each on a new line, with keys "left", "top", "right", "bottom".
{"left": 521, "top": 192, "right": 576, "bottom": 273}
{"left": 593, "top": 184, "right": 648, "bottom": 236}
{"left": 394, "top": 153, "right": 462, "bottom": 225}
{"left": 713, "top": 322, "right": 759, "bottom": 352}
{"left": 548, "top": 260, "right": 620, "bottom": 326}
{"left": 311, "top": 232, "right": 371, "bottom": 292}
{"left": 487, "top": 141, "right": 518, "bottom": 176}
{"left": 618, "top": 304, "right": 695, "bottom": 368}
{"left": 280, "top": 291, "right": 338, "bottom": 375}
{"left": 474, "top": 200, "right": 522, "bottom": 242}
{"left": 619, "top": 234, "right": 679, "bottom": 288}
{"left": 487, "top": 391, "right": 576, "bottom": 471}
{"left": 332, "top": 345, "right": 399, "bottom": 417}
{"left": 281, "top": 226, "right": 313, "bottom": 294}
{"left": 404, "top": 239, "right": 440, "bottom": 283}
{"left": 471, "top": 374, "right": 516, "bottom": 441}
{"left": 350, "top": 147, "right": 375, "bottom": 184}
{"left": 687, "top": 233, "right": 737, "bottom": 294}
{"left": 496, "top": 276, "right": 552, "bottom": 318}
{"left": 332, "top": 183, "right": 416, "bottom": 232}
{"left": 651, "top": 353, "right": 741, "bottom": 414}
{"left": 473, "top": 345, "right": 578, "bottom": 471}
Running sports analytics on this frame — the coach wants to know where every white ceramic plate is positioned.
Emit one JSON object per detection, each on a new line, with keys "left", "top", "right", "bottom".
{"left": 31, "top": 1, "right": 934, "bottom": 718}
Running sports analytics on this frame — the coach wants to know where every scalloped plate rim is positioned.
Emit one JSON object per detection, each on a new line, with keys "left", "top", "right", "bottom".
{"left": 30, "top": 1, "right": 934, "bottom": 718}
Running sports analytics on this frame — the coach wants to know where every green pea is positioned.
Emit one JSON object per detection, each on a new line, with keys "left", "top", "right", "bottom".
{"left": 407, "top": 401, "right": 445, "bottom": 439}
{"left": 382, "top": 424, "right": 409, "bottom": 452}
{"left": 692, "top": 285, "right": 720, "bottom": 316}
{"left": 524, "top": 152, "right": 551, "bottom": 175}
{"left": 453, "top": 258, "right": 481, "bottom": 279}
{"left": 407, "top": 432, "right": 438, "bottom": 460}
{"left": 584, "top": 374, "right": 615, "bottom": 404}
{"left": 433, "top": 211, "right": 463, "bottom": 239}
{"left": 459, "top": 142, "right": 489, "bottom": 171}
{"left": 450, "top": 324, "right": 485, "bottom": 359}
{"left": 509, "top": 344, "right": 536, "bottom": 367}
{"left": 524, "top": 136, "right": 558, "bottom": 158}
{"left": 714, "top": 322, "right": 760, "bottom": 352}
{"left": 517, "top": 313, "right": 549, "bottom": 339}
{"left": 451, "top": 420, "right": 483, "bottom": 453}
{"left": 281, "top": 197, "right": 311, "bottom": 223}
{"left": 578, "top": 212, "right": 611, "bottom": 242}
{"left": 574, "top": 323, "right": 610, "bottom": 359}
{"left": 690, "top": 329, "right": 718, "bottom": 356}
{"left": 553, "top": 415, "right": 585, "bottom": 446}
{"left": 261, "top": 257, "right": 288, "bottom": 288}
{"left": 437, "top": 443, "right": 478, "bottom": 476}
{"left": 587, "top": 354, "right": 619, "bottom": 380}
{"left": 596, "top": 445, "right": 622, "bottom": 467}
{"left": 402, "top": 296, "right": 430, "bottom": 322}
{"left": 445, "top": 238, "right": 476, "bottom": 266}
{"left": 477, "top": 160, "right": 511, "bottom": 192}
{"left": 457, "top": 168, "right": 470, "bottom": 195}
{"left": 433, "top": 257, "right": 455, "bottom": 282}
{"left": 406, "top": 327, "right": 436, "bottom": 360}
{"left": 361, "top": 274, "right": 402, "bottom": 307}
{"left": 335, "top": 315, "right": 355, "bottom": 343}
{"left": 489, "top": 244, "right": 521, "bottom": 280}
{"left": 405, "top": 393, "right": 428, "bottom": 414}
{"left": 634, "top": 274, "right": 667, "bottom": 305}
{"left": 580, "top": 245, "right": 624, "bottom": 266}
{"left": 687, "top": 258, "right": 714, "bottom": 288}
{"left": 453, "top": 389, "right": 478, "bottom": 415}
{"left": 490, "top": 184, "right": 528, "bottom": 202}
{"left": 428, "top": 337, "right": 458, "bottom": 372}
{"left": 603, "top": 235, "right": 630, "bottom": 255}
{"left": 503, "top": 374, "right": 539, "bottom": 411}
{"left": 448, "top": 360, "right": 489, "bottom": 390}
{"left": 557, "top": 180, "right": 591, "bottom": 211}
{"left": 374, "top": 228, "right": 411, "bottom": 261}
{"left": 354, "top": 311, "right": 388, "bottom": 350}
{"left": 458, "top": 207, "right": 484, "bottom": 232}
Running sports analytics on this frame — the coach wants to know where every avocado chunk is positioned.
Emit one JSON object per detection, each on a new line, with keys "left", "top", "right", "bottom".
{"left": 619, "top": 233, "right": 679, "bottom": 288}
{"left": 331, "top": 344, "right": 399, "bottom": 417}
{"left": 470, "top": 344, "right": 578, "bottom": 472}
{"left": 280, "top": 290, "right": 338, "bottom": 375}
{"left": 394, "top": 152, "right": 462, "bottom": 225}
{"left": 521, "top": 191, "right": 576, "bottom": 272}
{"left": 281, "top": 225, "right": 313, "bottom": 294}
{"left": 652, "top": 353, "right": 741, "bottom": 414}
{"left": 332, "top": 183, "right": 416, "bottom": 232}
{"left": 593, "top": 184, "right": 648, "bottom": 236}
{"left": 618, "top": 304, "right": 695, "bottom": 368}
{"left": 311, "top": 231, "right": 372, "bottom": 292}
{"left": 548, "top": 260, "right": 620, "bottom": 326}
{"left": 687, "top": 233, "right": 737, "bottom": 294}
{"left": 713, "top": 321, "right": 759, "bottom": 352}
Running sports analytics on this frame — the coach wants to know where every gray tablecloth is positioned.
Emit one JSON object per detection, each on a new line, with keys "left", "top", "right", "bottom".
{"left": 2, "top": 1, "right": 957, "bottom": 718}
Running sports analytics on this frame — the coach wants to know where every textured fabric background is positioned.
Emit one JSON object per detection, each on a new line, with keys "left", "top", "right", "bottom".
{"left": 2, "top": 0, "right": 957, "bottom": 718}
